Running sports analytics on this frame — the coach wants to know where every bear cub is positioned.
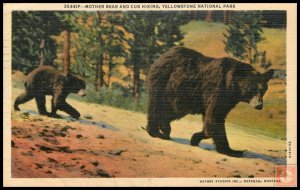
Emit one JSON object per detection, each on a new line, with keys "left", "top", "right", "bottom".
{"left": 14, "top": 66, "right": 86, "bottom": 119}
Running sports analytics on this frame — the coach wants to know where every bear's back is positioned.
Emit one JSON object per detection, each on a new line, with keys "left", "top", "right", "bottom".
{"left": 25, "top": 66, "right": 66, "bottom": 92}
{"left": 148, "top": 47, "right": 214, "bottom": 83}
{"left": 152, "top": 46, "right": 213, "bottom": 68}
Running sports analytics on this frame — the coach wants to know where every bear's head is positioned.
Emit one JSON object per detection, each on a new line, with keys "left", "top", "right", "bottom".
{"left": 66, "top": 73, "right": 86, "bottom": 97}
{"left": 238, "top": 69, "right": 274, "bottom": 110}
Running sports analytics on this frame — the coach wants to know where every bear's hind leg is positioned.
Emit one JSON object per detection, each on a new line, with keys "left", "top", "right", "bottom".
{"left": 190, "top": 131, "right": 210, "bottom": 146}
{"left": 147, "top": 120, "right": 160, "bottom": 137}
{"left": 147, "top": 120, "right": 170, "bottom": 140}
{"left": 14, "top": 91, "right": 34, "bottom": 111}
{"left": 35, "top": 95, "right": 48, "bottom": 115}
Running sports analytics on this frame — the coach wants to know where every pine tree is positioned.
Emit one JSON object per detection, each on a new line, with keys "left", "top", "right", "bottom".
{"left": 223, "top": 11, "right": 264, "bottom": 65}
{"left": 124, "top": 11, "right": 189, "bottom": 100}
{"left": 54, "top": 12, "right": 78, "bottom": 74}
{"left": 59, "top": 11, "right": 131, "bottom": 91}
{"left": 62, "top": 30, "right": 70, "bottom": 74}
{"left": 260, "top": 51, "right": 272, "bottom": 70}
{"left": 12, "top": 11, "right": 62, "bottom": 73}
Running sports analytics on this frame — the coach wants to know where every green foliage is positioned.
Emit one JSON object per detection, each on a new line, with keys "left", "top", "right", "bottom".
{"left": 12, "top": 11, "right": 63, "bottom": 73}
{"left": 70, "top": 82, "right": 147, "bottom": 113}
{"left": 123, "top": 12, "right": 190, "bottom": 99}
{"left": 69, "top": 11, "right": 102, "bottom": 78}
{"left": 124, "top": 11, "right": 190, "bottom": 71}
{"left": 11, "top": 11, "right": 286, "bottom": 138}
{"left": 223, "top": 11, "right": 264, "bottom": 65}
{"left": 53, "top": 11, "right": 190, "bottom": 99}
{"left": 62, "top": 12, "right": 131, "bottom": 87}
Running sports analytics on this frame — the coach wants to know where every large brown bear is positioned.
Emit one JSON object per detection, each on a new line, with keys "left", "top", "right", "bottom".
{"left": 14, "top": 66, "right": 86, "bottom": 119}
{"left": 147, "top": 46, "right": 275, "bottom": 157}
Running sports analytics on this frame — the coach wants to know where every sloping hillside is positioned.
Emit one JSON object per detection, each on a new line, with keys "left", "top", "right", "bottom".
{"left": 11, "top": 87, "right": 286, "bottom": 178}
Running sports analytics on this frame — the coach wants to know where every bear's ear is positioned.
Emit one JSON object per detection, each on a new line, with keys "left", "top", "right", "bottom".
{"left": 263, "top": 69, "right": 275, "bottom": 82}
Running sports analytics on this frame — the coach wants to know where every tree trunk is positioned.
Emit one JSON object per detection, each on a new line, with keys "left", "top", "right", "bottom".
{"left": 223, "top": 11, "right": 227, "bottom": 24}
{"left": 224, "top": 11, "right": 232, "bottom": 24}
{"left": 133, "top": 59, "right": 141, "bottom": 101}
{"left": 131, "top": 47, "right": 141, "bottom": 101}
{"left": 147, "top": 23, "right": 155, "bottom": 72}
{"left": 189, "top": 11, "right": 198, "bottom": 20}
{"left": 95, "top": 58, "right": 105, "bottom": 91}
{"left": 205, "top": 11, "right": 213, "bottom": 22}
{"left": 248, "top": 47, "right": 253, "bottom": 65}
{"left": 95, "top": 11, "right": 106, "bottom": 91}
{"left": 39, "top": 39, "right": 45, "bottom": 66}
{"left": 227, "top": 11, "right": 232, "bottom": 24}
{"left": 107, "top": 56, "right": 113, "bottom": 87}
{"left": 63, "top": 30, "right": 70, "bottom": 74}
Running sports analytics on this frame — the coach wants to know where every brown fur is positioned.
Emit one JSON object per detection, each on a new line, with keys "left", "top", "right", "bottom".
{"left": 147, "top": 46, "right": 274, "bottom": 157}
{"left": 14, "top": 66, "right": 86, "bottom": 118}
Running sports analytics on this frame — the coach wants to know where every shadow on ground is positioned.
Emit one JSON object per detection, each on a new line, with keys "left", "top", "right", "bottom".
{"left": 21, "top": 109, "right": 119, "bottom": 131}
{"left": 172, "top": 137, "right": 286, "bottom": 165}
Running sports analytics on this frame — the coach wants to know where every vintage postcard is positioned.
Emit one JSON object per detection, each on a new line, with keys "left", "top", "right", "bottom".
{"left": 3, "top": 3, "right": 297, "bottom": 187}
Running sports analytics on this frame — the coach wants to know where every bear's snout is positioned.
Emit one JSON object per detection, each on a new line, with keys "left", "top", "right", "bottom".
{"left": 255, "top": 104, "right": 263, "bottom": 110}
{"left": 77, "top": 89, "right": 86, "bottom": 97}
{"left": 249, "top": 95, "right": 263, "bottom": 110}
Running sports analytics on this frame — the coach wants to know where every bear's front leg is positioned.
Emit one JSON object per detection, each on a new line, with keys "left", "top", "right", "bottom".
{"left": 51, "top": 93, "right": 80, "bottom": 119}
{"left": 204, "top": 115, "right": 244, "bottom": 157}
{"left": 49, "top": 106, "right": 61, "bottom": 118}
{"left": 58, "top": 102, "right": 80, "bottom": 119}
{"left": 50, "top": 95, "right": 61, "bottom": 118}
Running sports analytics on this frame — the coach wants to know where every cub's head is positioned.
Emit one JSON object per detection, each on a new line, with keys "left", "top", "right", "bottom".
{"left": 238, "top": 69, "right": 274, "bottom": 110}
{"left": 66, "top": 73, "right": 86, "bottom": 97}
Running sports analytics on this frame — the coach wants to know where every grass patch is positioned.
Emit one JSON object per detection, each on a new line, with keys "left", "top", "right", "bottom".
{"left": 227, "top": 100, "right": 286, "bottom": 139}
{"left": 69, "top": 83, "right": 147, "bottom": 113}
{"left": 181, "top": 21, "right": 228, "bottom": 58}
{"left": 181, "top": 21, "right": 286, "bottom": 71}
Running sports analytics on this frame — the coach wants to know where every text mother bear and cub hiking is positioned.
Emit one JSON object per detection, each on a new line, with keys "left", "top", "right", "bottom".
{"left": 147, "top": 46, "right": 276, "bottom": 157}
{"left": 14, "top": 66, "right": 86, "bottom": 119}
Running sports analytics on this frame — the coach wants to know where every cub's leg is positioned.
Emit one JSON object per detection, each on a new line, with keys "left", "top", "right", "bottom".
{"left": 51, "top": 93, "right": 80, "bottom": 119}
{"left": 35, "top": 95, "right": 48, "bottom": 115}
